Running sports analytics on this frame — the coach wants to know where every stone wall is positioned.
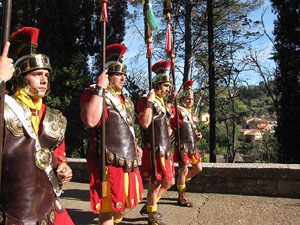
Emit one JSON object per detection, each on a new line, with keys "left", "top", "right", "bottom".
{"left": 67, "top": 158, "right": 300, "bottom": 198}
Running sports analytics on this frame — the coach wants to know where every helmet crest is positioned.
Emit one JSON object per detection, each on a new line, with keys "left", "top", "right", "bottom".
{"left": 152, "top": 60, "right": 171, "bottom": 89}
{"left": 105, "top": 44, "right": 127, "bottom": 75}
{"left": 9, "top": 27, "right": 51, "bottom": 95}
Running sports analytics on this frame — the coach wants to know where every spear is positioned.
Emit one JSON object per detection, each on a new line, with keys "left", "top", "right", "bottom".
{"left": 99, "top": 0, "right": 108, "bottom": 197}
{"left": 0, "top": 0, "right": 12, "bottom": 192}
{"left": 164, "top": 0, "right": 181, "bottom": 162}
{"left": 143, "top": 0, "right": 157, "bottom": 183}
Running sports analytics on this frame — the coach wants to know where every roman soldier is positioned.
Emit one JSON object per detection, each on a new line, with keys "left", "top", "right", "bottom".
{"left": 0, "top": 27, "right": 74, "bottom": 225}
{"left": 80, "top": 44, "right": 143, "bottom": 225}
{"left": 137, "top": 60, "right": 175, "bottom": 225}
{"left": 170, "top": 80, "right": 203, "bottom": 207}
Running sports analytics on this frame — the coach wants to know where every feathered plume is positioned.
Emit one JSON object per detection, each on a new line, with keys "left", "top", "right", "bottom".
{"left": 9, "top": 27, "right": 40, "bottom": 60}
{"left": 183, "top": 80, "right": 194, "bottom": 89}
{"left": 106, "top": 44, "right": 128, "bottom": 63}
{"left": 152, "top": 60, "right": 170, "bottom": 74}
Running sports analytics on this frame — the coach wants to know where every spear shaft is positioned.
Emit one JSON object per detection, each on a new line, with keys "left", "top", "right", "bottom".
{"left": 164, "top": 0, "right": 181, "bottom": 161}
{"left": 144, "top": 0, "right": 156, "bottom": 183}
{"left": 0, "top": 0, "right": 12, "bottom": 192}
{"left": 99, "top": 0, "right": 108, "bottom": 197}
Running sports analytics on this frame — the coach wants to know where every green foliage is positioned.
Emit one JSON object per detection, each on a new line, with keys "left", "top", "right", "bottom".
{"left": 196, "top": 122, "right": 210, "bottom": 155}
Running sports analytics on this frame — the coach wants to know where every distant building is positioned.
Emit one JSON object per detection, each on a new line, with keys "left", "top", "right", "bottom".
{"left": 240, "top": 116, "right": 277, "bottom": 140}
{"left": 240, "top": 129, "right": 263, "bottom": 141}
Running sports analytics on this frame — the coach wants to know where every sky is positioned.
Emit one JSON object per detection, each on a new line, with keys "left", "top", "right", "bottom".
{"left": 123, "top": 0, "right": 277, "bottom": 86}
{"left": 239, "top": 0, "right": 276, "bottom": 85}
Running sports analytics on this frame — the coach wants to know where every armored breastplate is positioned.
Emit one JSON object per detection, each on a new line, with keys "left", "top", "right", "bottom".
{"left": 142, "top": 112, "right": 172, "bottom": 158}
{"left": 100, "top": 106, "right": 138, "bottom": 172}
{"left": 0, "top": 103, "right": 66, "bottom": 223}
{"left": 180, "top": 118, "right": 197, "bottom": 152}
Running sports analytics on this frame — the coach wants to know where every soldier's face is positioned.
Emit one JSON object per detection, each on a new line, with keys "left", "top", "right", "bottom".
{"left": 25, "top": 69, "right": 49, "bottom": 101}
{"left": 184, "top": 96, "right": 194, "bottom": 108}
{"left": 110, "top": 73, "right": 126, "bottom": 91}
{"left": 159, "top": 82, "right": 171, "bottom": 97}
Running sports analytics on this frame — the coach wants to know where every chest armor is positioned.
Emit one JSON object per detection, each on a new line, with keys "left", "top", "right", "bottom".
{"left": 95, "top": 106, "right": 138, "bottom": 172}
{"left": 180, "top": 118, "right": 197, "bottom": 152}
{"left": 0, "top": 103, "right": 66, "bottom": 223}
{"left": 142, "top": 111, "right": 172, "bottom": 159}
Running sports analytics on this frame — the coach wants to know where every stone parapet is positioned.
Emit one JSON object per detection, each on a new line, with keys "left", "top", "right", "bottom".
{"left": 67, "top": 158, "right": 300, "bottom": 198}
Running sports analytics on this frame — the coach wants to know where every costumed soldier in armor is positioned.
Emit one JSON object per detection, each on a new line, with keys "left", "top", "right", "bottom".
{"left": 170, "top": 80, "right": 203, "bottom": 207}
{"left": 80, "top": 44, "right": 143, "bottom": 225}
{"left": 137, "top": 60, "right": 175, "bottom": 225}
{"left": 0, "top": 27, "right": 74, "bottom": 224}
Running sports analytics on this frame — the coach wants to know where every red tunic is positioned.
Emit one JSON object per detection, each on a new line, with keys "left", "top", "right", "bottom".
{"left": 170, "top": 107, "right": 201, "bottom": 165}
{"left": 80, "top": 88, "right": 143, "bottom": 213}
{"left": 136, "top": 97, "right": 175, "bottom": 181}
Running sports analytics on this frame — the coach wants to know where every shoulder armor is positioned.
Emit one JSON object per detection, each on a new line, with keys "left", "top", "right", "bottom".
{"left": 124, "top": 96, "right": 135, "bottom": 122}
{"left": 43, "top": 107, "right": 67, "bottom": 139}
{"left": 4, "top": 103, "right": 25, "bottom": 137}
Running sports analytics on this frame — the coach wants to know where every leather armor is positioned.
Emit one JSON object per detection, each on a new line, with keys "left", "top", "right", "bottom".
{"left": 142, "top": 111, "right": 172, "bottom": 159}
{"left": 89, "top": 103, "right": 138, "bottom": 172}
{"left": 0, "top": 103, "right": 66, "bottom": 224}
{"left": 180, "top": 118, "right": 198, "bottom": 156}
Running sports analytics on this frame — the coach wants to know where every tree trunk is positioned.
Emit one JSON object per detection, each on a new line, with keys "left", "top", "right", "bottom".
{"left": 183, "top": 0, "right": 193, "bottom": 83}
{"left": 207, "top": 0, "right": 216, "bottom": 162}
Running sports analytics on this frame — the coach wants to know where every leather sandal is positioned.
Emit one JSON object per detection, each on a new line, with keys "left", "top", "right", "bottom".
{"left": 140, "top": 204, "right": 164, "bottom": 219}
{"left": 148, "top": 212, "right": 166, "bottom": 225}
{"left": 177, "top": 197, "right": 194, "bottom": 207}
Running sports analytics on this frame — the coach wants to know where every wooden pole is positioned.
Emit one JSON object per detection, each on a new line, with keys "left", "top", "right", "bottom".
{"left": 99, "top": 0, "right": 108, "bottom": 197}
{"left": 0, "top": 0, "right": 12, "bottom": 192}
{"left": 144, "top": 1, "right": 156, "bottom": 183}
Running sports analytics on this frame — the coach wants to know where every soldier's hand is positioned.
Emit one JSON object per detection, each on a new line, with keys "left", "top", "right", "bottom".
{"left": 136, "top": 146, "right": 143, "bottom": 160}
{"left": 147, "top": 89, "right": 155, "bottom": 103}
{"left": 96, "top": 69, "right": 109, "bottom": 89}
{"left": 169, "top": 86, "right": 178, "bottom": 103}
{"left": 57, "top": 163, "right": 73, "bottom": 184}
{"left": 0, "top": 42, "right": 14, "bottom": 82}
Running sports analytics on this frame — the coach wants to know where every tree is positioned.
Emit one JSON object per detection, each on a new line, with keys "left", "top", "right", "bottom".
{"left": 271, "top": 0, "right": 300, "bottom": 163}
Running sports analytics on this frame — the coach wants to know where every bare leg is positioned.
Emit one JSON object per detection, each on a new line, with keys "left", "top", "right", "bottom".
{"left": 147, "top": 179, "right": 162, "bottom": 207}
{"left": 157, "top": 177, "right": 175, "bottom": 199}
{"left": 113, "top": 208, "right": 131, "bottom": 224}
{"left": 186, "top": 162, "right": 202, "bottom": 180}
{"left": 98, "top": 212, "right": 113, "bottom": 225}
{"left": 177, "top": 162, "right": 188, "bottom": 186}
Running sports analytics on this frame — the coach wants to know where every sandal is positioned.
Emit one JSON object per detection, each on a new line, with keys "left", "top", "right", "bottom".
{"left": 148, "top": 212, "right": 166, "bottom": 225}
{"left": 140, "top": 204, "right": 164, "bottom": 219}
{"left": 177, "top": 197, "right": 194, "bottom": 207}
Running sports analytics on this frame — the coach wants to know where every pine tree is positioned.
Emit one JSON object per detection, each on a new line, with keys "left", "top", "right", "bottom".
{"left": 271, "top": 0, "right": 300, "bottom": 163}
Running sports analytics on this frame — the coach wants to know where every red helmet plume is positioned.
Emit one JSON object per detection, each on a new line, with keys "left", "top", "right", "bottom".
{"left": 106, "top": 44, "right": 127, "bottom": 63}
{"left": 183, "top": 80, "right": 193, "bottom": 89}
{"left": 152, "top": 60, "right": 170, "bottom": 74}
{"left": 9, "top": 27, "right": 40, "bottom": 60}
{"left": 183, "top": 80, "right": 194, "bottom": 98}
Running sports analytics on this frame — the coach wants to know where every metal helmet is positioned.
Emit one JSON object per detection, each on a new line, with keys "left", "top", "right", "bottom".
{"left": 9, "top": 27, "right": 52, "bottom": 95}
{"left": 105, "top": 44, "right": 127, "bottom": 75}
{"left": 152, "top": 60, "right": 171, "bottom": 90}
{"left": 183, "top": 80, "right": 194, "bottom": 98}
